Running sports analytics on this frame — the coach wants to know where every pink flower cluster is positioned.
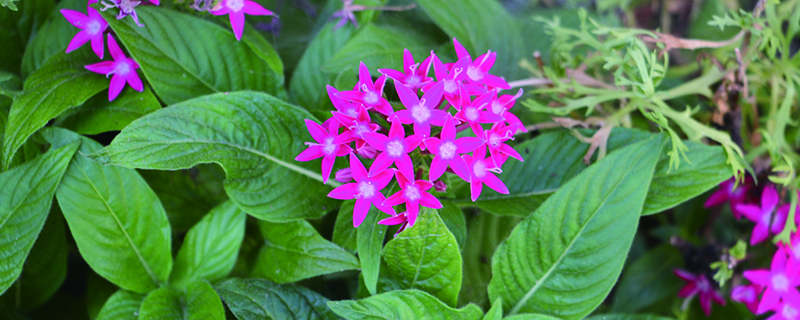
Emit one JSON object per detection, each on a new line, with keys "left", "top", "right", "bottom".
{"left": 296, "top": 39, "right": 525, "bottom": 233}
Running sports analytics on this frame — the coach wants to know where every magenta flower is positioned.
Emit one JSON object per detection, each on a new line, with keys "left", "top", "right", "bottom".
{"left": 781, "top": 232, "right": 800, "bottom": 261}
{"left": 379, "top": 49, "right": 434, "bottom": 90}
{"left": 99, "top": 0, "right": 146, "bottom": 27}
{"left": 294, "top": 119, "right": 352, "bottom": 184}
{"left": 473, "top": 121, "right": 523, "bottom": 167}
{"left": 736, "top": 185, "right": 780, "bottom": 245}
{"left": 85, "top": 34, "right": 144, "bottom": 101}
{"left": 61, "top": 7, "right": 108, "bottom": 58}
{"left": 454, "top": 87, "right": 504, "bottom": 127}
{"left": 335, "top": 168, "right": 353, "bottom": 183}
{"left": 394, "top": 81, "right": 447, "bottom": 138}
{"left": 768, "top": 299, "right": 800, "bottom": 320}
{"left": 211, "top": 0, "right": 274, "bottom": 41}
{"left": 488, "top": 89, "right": 526, "bottom": 131}
{"left": 424, "top": 114, "right": 483, "bottom": 181}
{"left": 328, "top": 153, "right": 396, "bottom": 227}
{"left": 431, "top": 55, "right": 470, "bottom": 107}
{"left": 363, "top": 117, "right": 422, "bottom": 180}
{"left": 453, "top": 38, "right": 471, "bottom": 60}
{"left": 378, "top": 211, "right": 411, "bottom": 235}
{"left": 744, "top": 251, "right": 800, "bottom": 314}
{"left": 337, "top": 62, "right": 394, "bottom": 116}
{"left": 674, "top": 269, "right": 726, "bottom": 316}
{"left": 464, "top": 50, "right": 510, "bottom": 89}
{"left": 328, "top": 85, "right": 364, "bottom": 127}
{"left": 705, "top": 177, "right": 752, "bottom": 219}
{"left": 732, "top": 284, "right": 762, "bottom": 313}
{"left": 463, "top": 146, "right": 509, "bottom": 201}
{"left": 383, "top": 171, "right": 442, "bottom": 228}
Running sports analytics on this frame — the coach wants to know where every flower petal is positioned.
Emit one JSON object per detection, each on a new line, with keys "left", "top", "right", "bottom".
{"left": 358, "top": 62, "right": 374, "bottom": 91}
{"left": 369, "top": 152, "right": 393, "bottom": 177}
{"left": 243, "top": 1, "right": 273, "bottom": 15}
{"left": 469, "top": 180, "right": 483, "bottom": 202}
{"left": 353, "top": 199, "right": 372, "bottom": 227}
{"left": 757, "top": 287, "right": 780, "bottom": 314}
{"left": 419, "top": 192, "right": 442, "bottom": 209}
{"left": 230, "top": 11, "right": 245, "bottom": 41}
{"left": 107, "top": 34, "right": 125, "bottom": 62}
{"left": 395, "top": 81, "right": 420, "bottom": 109}
{"left": 294, "top": 146, "right": 323, "bottom": 161}
{"left": 60, "top": 9, "right": 89, "bottom": 28}
{"left": 482, "top": 173, "right": 509, "bottom": 194}
{"left": 328, "top": 183, "right": 357, "bottom": 200}
{"left": 379, "top": 214, "right": 407, "bottom": 226}
{"left": 90, "top": 34, "right": 105, "bottom": 59}
{"left": 66, "top": 31, "right": 92, "bottom": 53}
{"left": 321, "top": 155, "right": 335, "bottom": 184}
{"left": 763, "top": 185, "right": 780, "bottom": 212}
{"left": 428, "top": 155, "right": 447, "bottom": 181}
{"left": 349, "top": 153, "right": 367, "bottom": 181}
{"left": 108, "top": 74, "right": 126, "bottom": 101}
{"left": 455, "top": 137, "right": 485, "bottom": 154}
{"left": 126, "top": 70, "right": 144, "bottom": 92}
{"left": 743, "top": 270, "right": 772, "bottom": 286}
{"left": 395, "top": 154, "right": 415, "bottom": 183}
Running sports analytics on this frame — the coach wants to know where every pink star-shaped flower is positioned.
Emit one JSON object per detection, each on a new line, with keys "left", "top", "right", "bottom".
{"left": 487, "top": 89, "right": 526, "bottom": 132}
{"left": 744, "top": 251, "right": 800, "bottom": 314}
{"left": 454, "top": 87, "right": 504, "bottom": 127}
{"left": 768, "top": 299, "right": 800, "bottom": 320}
{"left": 423, "top": 114, "right": 483, "bottom": 181}
{"left": 780, "top": 231, "right": 800, "bottom": 261}
{"left": 674, "top": 269, "right": 726, "bottom": 316}
{"left": 337, "top": 62, "right": 394, "bottom": 116}
{"left": 379, "top": 49, "right": 434, "bottom": 91}
{"left": 430, "top": 55, "right": 470, "bottom": 107}
{"left": 705, "top": 177, "right": 752, "bottom": 219}
{"left": 295, "top": 119, "right": 352, "bottom": 184}
{"left": 211, "top": 0, "right": 274, "bottom": 41}
{"left": 328, "top": 85, "right": 365, "bottom": 127}
{"left": 463, "top": 146, "right": 509, "bottom": 201}
{"left": 736, "top": 185, "right": 781, "bottom": 245}
{"left": 464, "top": 50, "right": 510, "bottom": 89}
{"left": 85, "top": 34, "right": 144, "bottom": 101}
{"left": 61, "top": 7, "right": 108, "bottom": 58}
{"left": 731, "top": 284, "right": 762, "bottom": 314}
{"left": 393, "top": 81, "right": 447, "bottom": 138}
{"left": 383, "top": 171, "right": 442, "bottom": 228}
{"left": 328, "top": 153, "right": 395, "bottom": 227}
{"left": 473, "top": 121, "right": 523, "bottom": 167}
{"left": 378, "top": 211, "right": 411, "bottom": 235}
{"left": 363, "top": 117, "right": 422, "bottom": 180}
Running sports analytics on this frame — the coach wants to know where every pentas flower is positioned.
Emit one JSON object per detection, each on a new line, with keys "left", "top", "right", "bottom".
{"left": 463, "top": 146, "right": 509, "bottom": 202}
{"left": 328, "top": 153, "right": 395, "bottom": 227}
{"left": 379, "top": 49, "right": 434, "bottom": 90}
{"left": 431, "top": 55, "right": 470, "bottom": 107}
{"left": 732, "top": 284, "right": 762, "bottom": 313}
{"left": 454, "top": 87, "right": 504, "bottom": 128}
{"left": 781, "top": 232, "right": 800, "bottom": 261}
{"left": 674, "top": 269, "right": 726, "bottom": 316}
{"left": 85, "top": 35, "right": 143, "bottom": 101}
{"left": 61, "top": 7, "right": 108, "bottom": 58}
{"left": 294, "top": 119, "right": 352, "bottom": 184}
{"left": 769, "top": 300, "right": 800, "bottom": 320}
{"left": 464, "top": 50, "right": 510, "bottom": 89}
{"left": 384, "top": 172, "right": 442, "bottom": 228}
{"left": 394, "top": 81, "right": 446, "bottom": 138}
{"left": 424, "top": 114, "right": 483, "bottom": 181}
{"left": 337, "top": 63, "right": 394, "bottom": 116}
{"left": 743, "top": 251, "right": 800, "bottom": 314}
{"left": 736, "top": 185, "right": 780, "bottom": 245}
{"left": 705, "top": 177, "right": 752, "bottom": 219}
{"left": 99, "top": 0, "right": 146, "bottom": 27}
{"left": 211, "top": 0, "right": 274, "bottom": 41}
{"left": 364, "top": 117, "right": 422, "bottom": 180}
{"left": 473, "top": 121, "right": 523, "bottom": 167}
{"left": 328, "top": 85, "right": 364, "bottom": 127}
{"left": 378, "top": 211, "right": 411, "bottom": 235}
{"left": 488, "top": 89, "right": 526, "bottom": 131}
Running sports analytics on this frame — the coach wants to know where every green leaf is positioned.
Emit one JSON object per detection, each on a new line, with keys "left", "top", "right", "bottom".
{"left": 0, "top": 0, "right": 18, "bottom": 10}
{"left": 46, "top": 128, "right": 172, "bottom": 293}
{"left": 0, "top": 0, "right": 55, "bottom": 73}
{"left": 414, "top": 0, "right": 524, "bottom": 79}
{"left": 0, "top": 207, "right": 67, "bottom": 312}
{"left": 170, "top": 200, "right": 246, "bottom": 289}
{"left": 88, "top": 91, "right": 340, "bottom": 222}
{"left": 215, "top": 278, "right": 340, "bottom": 320}
{"left": 502, "top": 315, "right": 561, "bottom": 320}
{"left": 138, "top": 280, "right": 224, "bottom": 320}
{"left": 482, "top": 299, "right": 502, "bottom": 320}
{"left": 0, "top": 140, "right": 78, "bottom": 296}
{"left": 378, "top": 208, "right": 462, "bottom": 307}
{"left": 459, "top": 214, "right": 520, "bottom": 308}
{"left": 86, "top": 271, "right": 117, "bottom": 320}
{"left": 611, "top": 245, "right": 683, "bottom": 313}
{"left": 1, "top": 48, "right": 108, "bottom": 168}
{"left": 357, "top": 207, "right": 387, "bottom": 296}
{"left": 98, "top": 6, "right": 283, "bottom": 105}
{"left": 95, "top": 290, "right": 146, "bottom": 320}
{"left": 323, "top": 23, "right": 438, "bottom": 74}
{"left": 20, "top": 0, "right": 84, "bottom": 77}
{"left": 333, "top": 200, "right": 358, "bottom": 253}
{"left": 290, "top": 23, "right": 354, "bottom": 113}
{"left": 488, "top": 136, "right": 664, "bottom": 319}
{"left": 439, "top": 200, "right": 466, "bottom": 249}
{"left": 252, "top": 219, "right": 359, "bottom": 283}
{"left": 54, "top": 86, "right": 161, "bottom": 135}
{"left": 327, "top": 289, "right": 483, "bottom": 320}
{"left": 584, "top": 315, "right": 676, "bottom": 320}
{"left": 0, "top": 71, "right": 21, "bottom": 98}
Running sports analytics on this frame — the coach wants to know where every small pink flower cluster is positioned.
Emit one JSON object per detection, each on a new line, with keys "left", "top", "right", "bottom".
{"left": 296, "top": 39, "right": 525, "bottom": 233}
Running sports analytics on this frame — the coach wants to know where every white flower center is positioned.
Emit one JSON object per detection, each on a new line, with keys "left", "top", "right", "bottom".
{"left": 491, "top": 101, "right": 504, "bottom": 115}
{"left": 87, "top": 20, "right": 102, "bottom": 35}
{"left": 411, "top": 104, "right": 430, "bottom": 123}
{"left": 784, "top": 304, "right": 799, "bottom": 318}
{"left": 354, "top": 123, "right": 370, "bottom": 135}
{"left": 357, "top": 181, "right": 375, "bottom": 199}
{"left": 762, "top": 210, "right": 773, "bottom": 225}
{"left": 443, "top": 80, "right": 457, "bottom": 93}
{"left": 404, "top": 185, "right": 420, "bottom": 201}
{"left": 346, "top": 107, "right": 358, "bottom": 117}
{"left": 465, "top": 107, "right": 479, "bottom": 121}
{"left": 323, "top": 137, "right": 336, "bottom": 155}
{"left": 226, "top": 0, "right": 245, "bottom": 12}
{"left": 489, "top": 133, "right": 501, "bottom": 147}
{"left": 466, "top": 66, "right": 484, "bottom": 81}
{"left": 386, "top": 140, "right": 404, "bottom": 158}
{"left": 363, "top": 91, "right": 378, "bottom": 105}
{"left": 773, "top": 274, "right": 790, "bottom": 291}
{"left": 439, "top": 141, "right": 457, "bottom": 160}
{"left": 406, "top": 75, "right": 420, "bottom": 86}
{"left": 115, "top": 61, "right": 131, "bottom": 75}
{"left": 473, "top": 160, "right": 487, "bottom": 178}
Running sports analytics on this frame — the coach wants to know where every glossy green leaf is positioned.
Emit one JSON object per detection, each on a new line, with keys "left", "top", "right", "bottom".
{"left": 253, "top": 219, "right": 359, "bottom": 283}
{"left": 328, "top": 289, "right": 483, "bottom": 320}
{"left": 0, "top": 0, "right": 55, "bottom": 73}
{"left": 488, "top": 136, "right": 664, "bottom": 319}
{"left": 215, "top": 278, "right": 340, "bottom": 320}
{"left": 54, "top": 86, "right": 161, "bottom": 135}
{"left": 379, "top": 208, "right": 462, "bottom": 307}
{"left": 98, "top": 6, "right": 282, "bottom": 105}
{"left": 88, "top": 91, "right": 340, "bottom": 222}
{"left": 138, "top": 280, "right": 224, "bottom": 320}
{"left": 611, "top": 245, "right": 683, "bottom": 313}
{"left": 414, "top": 0, "right": 524, "bottom": 79}
{"left": 358, "top": 208, "right": 387, "bottom": 296}
{"left": 439, "top": 200, "right": 466, "bottom": 249}
{"left": 19, "top": 0, "right": 83, "bottom": 76}
{"left": 482, "top": 299, "right": 502, "bottom": 320}
{"left": 459, "top": 213, "right": 520, "bottom": 308}
{"left": 0, "top": 71, "right": 21, "bottom": 98}
{"left": 323, "top": 23, "right": 438, "bottom": 74}
{"left": 0, "top": 208, "right": 67, "bottom": 312}
{"left": 170, "top": 200, "right": 246, "bottom": 289}
{"left": 333, "top": 200, "right": 358, "bottom": 253}
{"left": 47, "top": 128, "right": 172, "bottom": 293}
{"left": 95, "top": 290, "right": 146, "bottom": 320}
{"left": 290, "top": 23, "right": 354, "bottom": 113}
{"left": 1, "top": 48, "right": 108, "bottom": 168}
{"left": 0, "top": 140, "right": 78, "bottom": 296}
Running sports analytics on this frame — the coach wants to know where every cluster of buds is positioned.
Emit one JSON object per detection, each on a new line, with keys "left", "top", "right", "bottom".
{"left": 296, "top": 39, "right": 525, "bottom": 233}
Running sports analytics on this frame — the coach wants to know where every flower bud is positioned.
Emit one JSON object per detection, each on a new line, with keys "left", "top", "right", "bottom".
{"left": 434, "top": 180, "right": 447, "bottom": 192}
{"left": 335, "top": 168, "right": 353, "bottom": 183}
{"left": 358, "top": 145, "right": 378, "bottom": 159}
